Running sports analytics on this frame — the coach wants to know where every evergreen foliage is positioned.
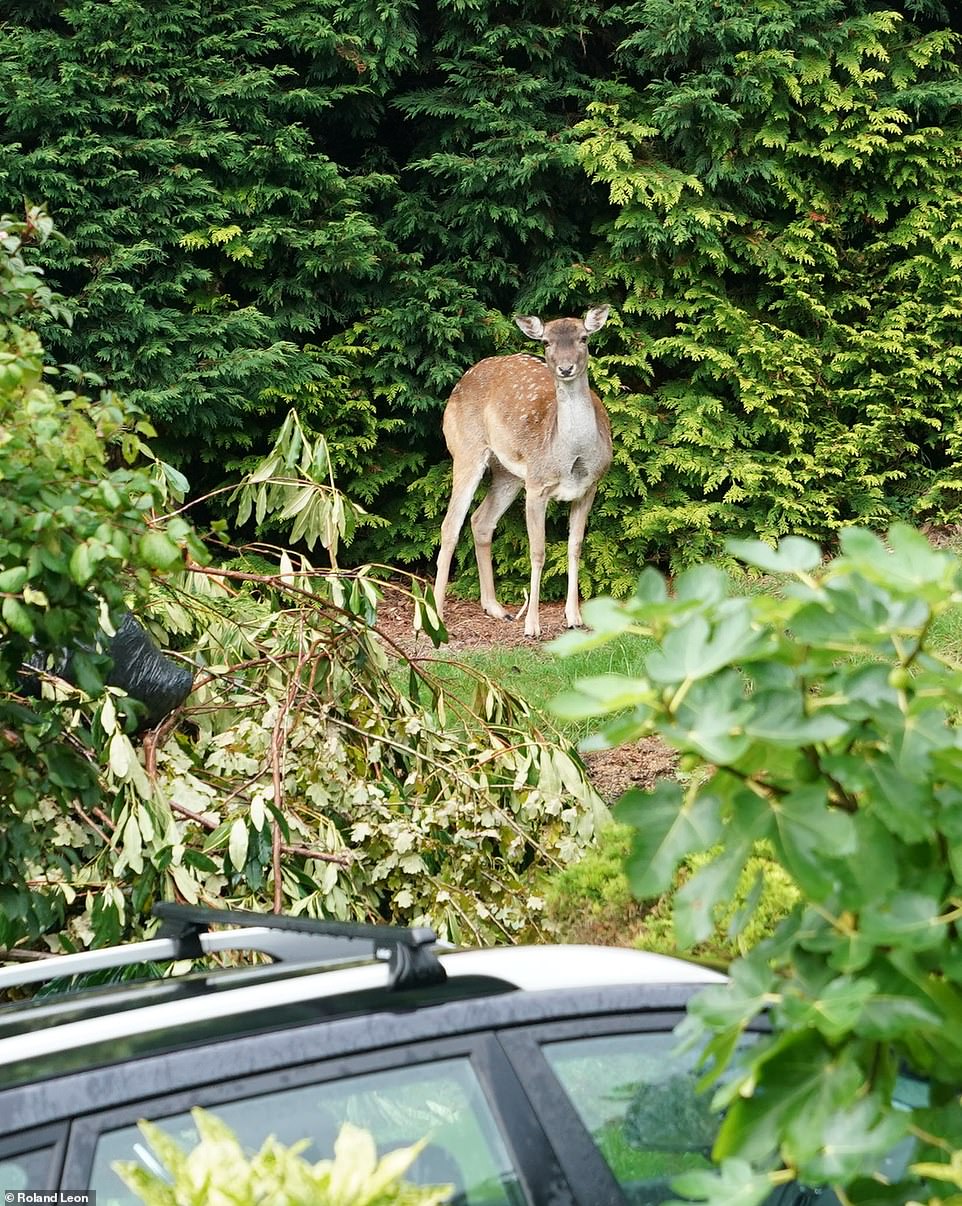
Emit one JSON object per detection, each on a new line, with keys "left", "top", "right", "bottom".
{"left": 2, "top": 2, "right": 961, "bottom": 590}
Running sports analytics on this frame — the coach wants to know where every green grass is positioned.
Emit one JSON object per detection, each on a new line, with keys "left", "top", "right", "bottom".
{"left": 412, "top": 632, "right": 654, "bottom": 742}
{"left": 929, "top": 604, "right": 962, "bottom": 662}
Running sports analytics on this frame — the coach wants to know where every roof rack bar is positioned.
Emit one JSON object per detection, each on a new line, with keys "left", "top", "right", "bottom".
{"left": 0, "top": 929, "right": 368, "bottom": 995}
{"left": 0, "top": 905, "right": 446, "bottom": 996}
{"left": 153, "top": 903, "right": 447, "bottom": 991}
{"left": 0, "top": 938, "right": 181, "bottom": 992}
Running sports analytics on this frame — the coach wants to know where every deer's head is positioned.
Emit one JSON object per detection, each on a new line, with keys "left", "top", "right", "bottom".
{"left": 514, "top": 306, "right": 610, "bottom": 381}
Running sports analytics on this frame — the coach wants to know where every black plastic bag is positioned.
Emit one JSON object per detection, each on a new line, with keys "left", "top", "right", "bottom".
{"left": 19, "top": 611, "right": 193, "bottom": 726}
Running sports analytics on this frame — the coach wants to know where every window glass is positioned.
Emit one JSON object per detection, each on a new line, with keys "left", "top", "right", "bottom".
{"left": 545, "top": 1032, "right": 924, "bottom": 1206}
{"left": 89, "top": 1056, "right": 524, "bottom": 1206}
{"left": 0, "top": 1147, "right": 51, "bottom": 1193}
{"left": 544, "top": 1031, "right": 720, "bottom": 1205}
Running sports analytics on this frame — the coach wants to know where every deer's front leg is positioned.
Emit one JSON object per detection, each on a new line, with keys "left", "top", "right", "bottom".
{"left": 524, "top": 488, "right": 549, "bottom": 638}
{"left": 565, "top": 486, "right": 597, "bottom": 629}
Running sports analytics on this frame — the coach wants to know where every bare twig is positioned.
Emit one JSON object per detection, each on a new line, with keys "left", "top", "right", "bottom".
{"left": 72, "top": 802, "right": 111, "bottom": 845}
{"left": 0, "top": 947, "right": 52, "bottom": 962}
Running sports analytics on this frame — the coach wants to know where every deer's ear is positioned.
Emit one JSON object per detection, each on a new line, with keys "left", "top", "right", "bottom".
{"left": 515, "top": 315, "right": 545, "bottom": 340}
{"left": 583, "top": 305, "right": 610, "bottom": 334}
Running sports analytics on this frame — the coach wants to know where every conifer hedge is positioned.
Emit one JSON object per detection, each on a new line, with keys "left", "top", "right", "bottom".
{"left": 1, "top": 1, "right": 961, "bottom": 590}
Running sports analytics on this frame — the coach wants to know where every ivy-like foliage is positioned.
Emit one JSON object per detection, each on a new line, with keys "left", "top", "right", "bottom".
{"left": 2, "top": 2, "right": 961, "bottom": 596}
{"left": 553, "top": 527, "right": 962, "bottom": 1204}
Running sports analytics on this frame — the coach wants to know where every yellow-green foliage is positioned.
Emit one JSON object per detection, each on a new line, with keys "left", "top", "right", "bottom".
{"left": 543, "top": 825, "right": 797, "bottom": 963}
{"left": 114, "top": 1110, "right": 450, "bottom": 1206}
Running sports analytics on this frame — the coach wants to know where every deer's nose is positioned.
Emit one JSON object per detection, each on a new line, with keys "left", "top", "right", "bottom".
{"left": 558, "top": 365, "right": 575, "bottom": 377}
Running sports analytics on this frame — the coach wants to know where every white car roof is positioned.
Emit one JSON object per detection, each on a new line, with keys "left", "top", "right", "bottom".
{"left": 0, "top": 944, "right": 722, "bottom": 1068}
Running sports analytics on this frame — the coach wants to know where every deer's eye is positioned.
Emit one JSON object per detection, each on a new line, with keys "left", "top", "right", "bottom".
{"left": 580, "top": 336, "right": 588, "bottom": 344}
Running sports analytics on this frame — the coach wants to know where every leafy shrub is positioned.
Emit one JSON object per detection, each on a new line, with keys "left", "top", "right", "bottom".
{"left": 553, "top": 525, "right": 962, "bottom": 1203}
{"left": 0, "top": 207, "right": 202, "bottom": 947}
{"left": 114, "top": 1109, "right": 451, "bottom": 1206}
{"left": 543, "top": 824, "right": 796, "bottom": 961}
{"left": 124, "top": 418, "right": 605, "bottom": 947}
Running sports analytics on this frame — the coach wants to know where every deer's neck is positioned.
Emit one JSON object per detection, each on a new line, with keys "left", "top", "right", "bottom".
{"left": 553, "top": 374, "right": 596, "bottom": 443}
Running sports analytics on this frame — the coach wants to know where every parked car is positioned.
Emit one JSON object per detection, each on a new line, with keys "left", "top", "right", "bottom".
{"left": 0, "top": 904, "right": 913, "bottom": 1205}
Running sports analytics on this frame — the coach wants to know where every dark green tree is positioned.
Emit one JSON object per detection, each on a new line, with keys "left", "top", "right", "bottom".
{"left": 2, "top": 1, "right": 961, "bottom": 594}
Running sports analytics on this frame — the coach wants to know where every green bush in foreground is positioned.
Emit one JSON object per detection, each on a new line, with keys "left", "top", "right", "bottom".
{"left": 0, "top": 208, "right": 202, "bottom": 947}
{"left": 113, "top": 1109, "right": 449, "bottom": 1206}
{"left": 553, "top": 525, "right": 962, "bottom": 1204}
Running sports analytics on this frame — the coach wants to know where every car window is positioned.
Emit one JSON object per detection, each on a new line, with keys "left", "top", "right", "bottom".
{"left": 543, "top": 1032, "right": 925, "bottom": 1206}
{"left": 543, "top": 1031, "right": 723, "bottom": 1205}
{"left": 0, "top": 1146, "right": 53, "bottom": 1193}
{"left": 544, "top": 1032, "right": 842, "bottom": 1206}
{"left": 89, "top": 1055, "right": 525, "bottom": 1206}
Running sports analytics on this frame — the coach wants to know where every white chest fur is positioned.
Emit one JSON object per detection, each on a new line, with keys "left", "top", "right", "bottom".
{"left": 544, "top": 376, "right": 607, "bottom": 500}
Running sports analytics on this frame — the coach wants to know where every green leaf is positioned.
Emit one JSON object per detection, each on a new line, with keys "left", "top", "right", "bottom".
{"left": 859, "top": 892, "right": 947, "bottom": 953}
{"left": 635, "top": 565, "right": 669, "bottom": 604}
{"left": 714, "top": 1032, "right": 850, "bottom": 1164}
{"left": 580, "top": 595, "right": 636, "bottom": 634}
{"left": 617, "top": 780, "right": 723, "bottom": 897}
{"left": 0, "top": 565, "right": 28, "bottom": 592}
{"left": 687, "top": 948, "right": 777, "bottom": 1034}
{"left": 726, "top": 536, "right": 820, "bottom": 574}
{"left": 669, "top": 1158, "right": 774, "bottom": 1206}
{"left": 228, "top": 818, "right": 249, "bottom": 872}
{"left": 138, "top": 529, "right": 182, "bottom": 571}
{"left": 780, "top": 976, "right": 877, "bottom": 1042}
{"left": 744, "top": 693, "right": 849, "bottom": 745}
{"left": 675, "top": 833, "right": 754, "bottom": 948}
{"left": 1, "top": 594, "right": 33, "bottom": 636}
{"left": 553, "top": 674, "right": 653, "bottom": 720}
{"left": 794, "top": 1094, "right": 907, "bottom": 1183}
{"left": 772, "top": 785, "right": 856, "bottom": 902}
{"left": 646, "top": 609, "right": 762, "bottom": 685}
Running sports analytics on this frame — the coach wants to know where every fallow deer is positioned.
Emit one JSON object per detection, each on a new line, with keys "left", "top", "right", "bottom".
{"left": 434, "top": 306, "right": 611, "bottom": 638}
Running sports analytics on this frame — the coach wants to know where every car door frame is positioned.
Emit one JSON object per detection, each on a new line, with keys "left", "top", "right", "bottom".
{"left": 0, "top": 1122, "right": 69, "bottom": 1193}
{"left": 61, "top": 1029, "right": 577, "bottom": 1205}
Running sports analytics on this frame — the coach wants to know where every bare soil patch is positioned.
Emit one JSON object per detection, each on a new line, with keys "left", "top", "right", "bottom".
{"left": 375, "top": 594, "right": 675, "bottom": 802}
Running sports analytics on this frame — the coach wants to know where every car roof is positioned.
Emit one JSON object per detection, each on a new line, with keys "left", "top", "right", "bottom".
{"left": 0, "top": 904, "right": 725, "bottom": 1094}
{"left": 0, "top": 944, "right": 722, "bottom": 1064}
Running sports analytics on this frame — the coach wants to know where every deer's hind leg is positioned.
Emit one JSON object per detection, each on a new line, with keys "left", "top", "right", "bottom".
{"left": 564, "top": 485, "right": 597, "bottom": 629}
{"left": 471, "top": 462, "right": 523, "bottom": 621}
